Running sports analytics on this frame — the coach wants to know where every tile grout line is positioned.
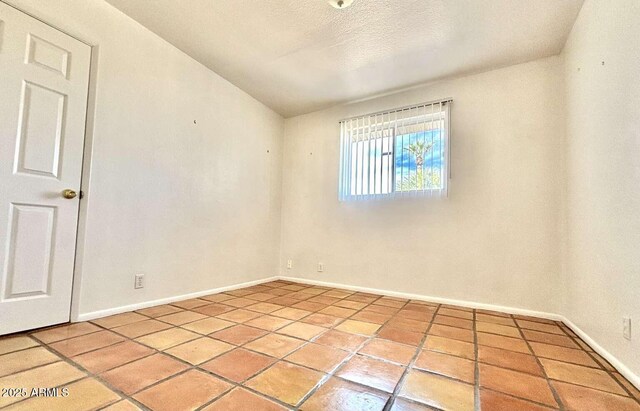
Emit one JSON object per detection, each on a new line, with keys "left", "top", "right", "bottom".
{"left": 473, "top": 309, "right": 480, "bottom": 411}
{"left": 382, "top": 303, "right": 442, "bottom": 411}
{"left": 556, "top": 320, "right": 640, "bottom": 405}
{"left": 512, "top": 315, "right": 565, "bottom": 411}
{"left": 3, "top": 280, "right": 638, "bottom": 410}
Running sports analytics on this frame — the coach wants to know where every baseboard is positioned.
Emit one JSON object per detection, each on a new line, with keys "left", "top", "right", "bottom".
{"left": 277, "top": 276, "right": 563, "bottom": 321}
{"left": 278, "top": 275, "right": 640, "bottom": 390}
{"left": 73, "top": 273, "right": 639, "bottom": 390}
{"left": 73, "top": 276, "right": 279, "bottom": 322}
{"left": 561, "top": 317, "right": 640, "bottom": 390}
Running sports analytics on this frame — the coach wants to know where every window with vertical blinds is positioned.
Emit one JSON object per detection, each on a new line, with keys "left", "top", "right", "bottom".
{"left": 338, "top": 99, "right": 451, "bottom": 201}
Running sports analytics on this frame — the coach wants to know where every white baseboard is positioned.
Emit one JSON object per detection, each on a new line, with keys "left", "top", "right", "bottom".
{"left": 73, "top": 276, "right": 279, "bottom": 322}
{"left": 561, "top": 316, "right": 640, "bottom": 391}
{"left": 277, "top": 275, "right": 640, "bottom": 390}
{"left": 277, "top": 276, "right": 563, "bottom": 321}
{"left": 72, "top": 273, "right": 639, "bottom": 391}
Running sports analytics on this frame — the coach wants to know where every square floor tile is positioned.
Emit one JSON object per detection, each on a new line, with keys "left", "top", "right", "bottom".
{"left": 134, "top": 369, "right": 231, "bottom": 411}
{"left": 7, "top": 377, "right": 120, "bottom": 411}
{"left": 135, "top": 304, "right": 183, "bottom": 318}
{"left": 529, "top": 342, "right": 599, "bottom": 367}
{"left": 301, "top": 313, "right": 343, "bottom": 328}
{"left": 31, "top": 323, "right": 101, "bottom": 344}
{"left": 246, "top": 292, "right": 278, "bottom": 302}
{"left": 272, "top": 307, "right": 312, "bottom": 320}
{"left": 517, "top": 319, "right": 564, "bottom": 335}
{"left": 245, "top": 315, "right": 293, "bottom": 331}
{"left": 378, "top": 327, "right": 424, "bottom": 346}
{"left": 0, "top": 336, "right": 39, "bottom": 355}
{"left": 399, "top": 369, "right": 474, "bottom": 411}
{"left": 429, "top": 324, "right": 475, "bottom": 343}
{"left": 350, "top": 311, "right": 392, "bottom": 325}
{"left": 293, "top": 301, "right": 329, "bottom": 312}
{"left": 286, "top": 343, "right": 350, "bottom": 372}
{"left": 478, "top": 345, "right": 543, "bottom": 376}
{"left": 278, "top": 322, "right": 327, "bottom": 340}
{"left": 203, "top": 387, "right": 287, "bottom": 411}
{"left": 300, "top": 377, "right": 389, "bottom": 411}
{"left": 135, "top": 328, "right": 200, "bottom": 350}
{"left": 91, "top": 312, "right": 147, "bottom": 329}
{"left": 201, "top": 348, "right": 276, "bottom": 382}
{"left": 390, "top": 398, "right": 438, "bottom": 411}
{"left": 0, "top": 362, "right": 85, "bottom": 408}
{"left": 101, "top": 399, "right": 141, "bottom": 411}
{"left": 476, "top": 313, "right": 517, "bottom": 327}
{"left": 438, "top": 308, "right": 473, "bottom": 320}
{"left": 165, "top": 337, "right": 234, "bottom": 365}
{"left": 477, "top": 332, "right": 531, "bottom": 354}
{"left": 170, "top": 298, "right": 210, "bottom": 309}
{"left": 413, "top": 350, "right": 475, "bottom": 383}
{"left": 100, "top": 353, "right": 188, "bottom": 395}
{"left": 246, "top": 361, "right": 324, "bottom": 406}
{"left": 480, "top": 388, "right": 554, "bottom": 411}
{"left": 181, "top": 317, "right": 235, "bottom": 335}
{"left": 385, "top": 318, "right": 428, "bottom": 333}
{"left": 315, "top": 330, "right": 368, "bottom": 352}
{"left": 377, "top": 297, "right": 407, "bottom": 307}
{"left": 478, "top": 363, "right": 557, "bottom": 407}
{"left": 244, "top": 333, "right": 305, "bottom": 358}
{"left": 364, "top": 305, "right": 400, "bottom": 315}
{"left": 476, "top": 322, "right": 521, "bottom": 338}
{"left": 71, "top": 340, "right": 154, "bottom": 373}
{"left": 359, "top": 339, "right": 417, "bottom": 365}
{"left": 336, "top": 355, "right": 404, "bottom": 393}
{"left": 319, "top": 306, "right": 357, "bottom": 318}
{"left": 551, "top": 381, "right": 640, "bottom": 411}
{"left": 335, "top": 320, "right": 380, "bottom": 337}
{"left": 334, "top": 300, "right": 368, "bottom": 310}
{"left": 210, "top": 324, "right": 268, "bottom": 345}
{"left": 193, "top": 303, "right": 236, "bottom": 316}
{"left": 0, "top": 347, "right": 60, "bottom": 377}
{"left": 522, "top": 330, "right": 578, "bottom": 348}
{"left": 157, "top": 311, "right": 207, "bottom": 326}
{"left": 309, "top": 296, "right": 340, "bottom": 305}
{"left": 216, "top": 309, "right": 263, "bottom": 323}
{"left": 50, "top": 330, "right": 124, "bottom": 357}
{"left": 224, "top": 297, "right": 256, "bottom": 308}
{"left": 424, "top": 336, "right": 475, "bottom": 360}
{"left": 201, "top": 294, "right": 235, "bottom": 303}
{"left": 246, "top": 302, "right": 284, "bottom": 314}
{"left": 111, "top": 319, "right": 173, "bottom": 338}
{"left": 540, "top": 358, "right": 626, "bottom": 395}
{"left": 433, "top": 315, "right": 473, "bottom": 330}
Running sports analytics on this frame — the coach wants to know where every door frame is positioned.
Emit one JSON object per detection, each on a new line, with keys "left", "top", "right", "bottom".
{"left": 2, "top": 1, "right": 99, "bottom": 325}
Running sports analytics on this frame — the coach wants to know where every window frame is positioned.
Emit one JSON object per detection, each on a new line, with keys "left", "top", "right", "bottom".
{"left": 338, "top": 100, "right": 450, "bottom": 201}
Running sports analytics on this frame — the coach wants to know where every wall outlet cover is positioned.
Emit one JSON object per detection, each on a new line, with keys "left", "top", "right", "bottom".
{"left": 134, "top": 274, "right": 145, "bottom": 289}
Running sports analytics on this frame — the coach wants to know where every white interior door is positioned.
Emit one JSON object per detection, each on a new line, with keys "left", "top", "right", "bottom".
{"left": 0, "top": 3, "right": 91, "bottom": 335}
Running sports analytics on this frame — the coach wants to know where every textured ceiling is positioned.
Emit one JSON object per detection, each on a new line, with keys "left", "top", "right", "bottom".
{"left": 105, "top": 0, "right": 584, "bottom": 117}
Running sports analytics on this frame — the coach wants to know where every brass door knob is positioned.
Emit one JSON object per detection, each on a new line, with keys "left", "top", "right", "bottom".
{"left": 62, "top": 189, "right": 77, "bottom": 199}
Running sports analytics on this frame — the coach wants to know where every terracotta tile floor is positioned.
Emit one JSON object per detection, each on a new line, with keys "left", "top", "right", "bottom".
{"left": 1, "top": 280, "right": 639, "bottom": 410}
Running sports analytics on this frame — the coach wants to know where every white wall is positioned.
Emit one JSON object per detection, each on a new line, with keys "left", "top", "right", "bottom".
{"left": 5, "top": 0, "right": 284, "bottom": 316}
{"left": 280, "top": 57, "right": 566, "bottom": 314}
{"left": 562, "top": 0, "right": 640, "bottom": 380}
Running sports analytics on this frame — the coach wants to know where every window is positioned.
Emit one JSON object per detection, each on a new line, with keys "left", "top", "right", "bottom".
{"left": 338, "top": 100, "right": 451, "bottom": 200}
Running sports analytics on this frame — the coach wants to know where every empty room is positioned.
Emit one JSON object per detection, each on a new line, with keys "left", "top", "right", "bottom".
{"left": 0, "top": 0, "right": 639, "bottom": 410}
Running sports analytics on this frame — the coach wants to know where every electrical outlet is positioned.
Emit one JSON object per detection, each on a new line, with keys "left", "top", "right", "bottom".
{"left": 134, "top": 274, "right": 145, "bottom": 289}
{"left": 623, "top": 317, "right": 631, "bottom": 340}
{"left": 287, "top": 259, "right": 293, "bottom": 269}
{"left": 317, "top": 262, "right": 324, "bottom": 272}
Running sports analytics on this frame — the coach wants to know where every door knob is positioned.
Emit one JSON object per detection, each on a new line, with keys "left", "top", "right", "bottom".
{"left": 62, "top": 189, "right": 77, "bottom": 199}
